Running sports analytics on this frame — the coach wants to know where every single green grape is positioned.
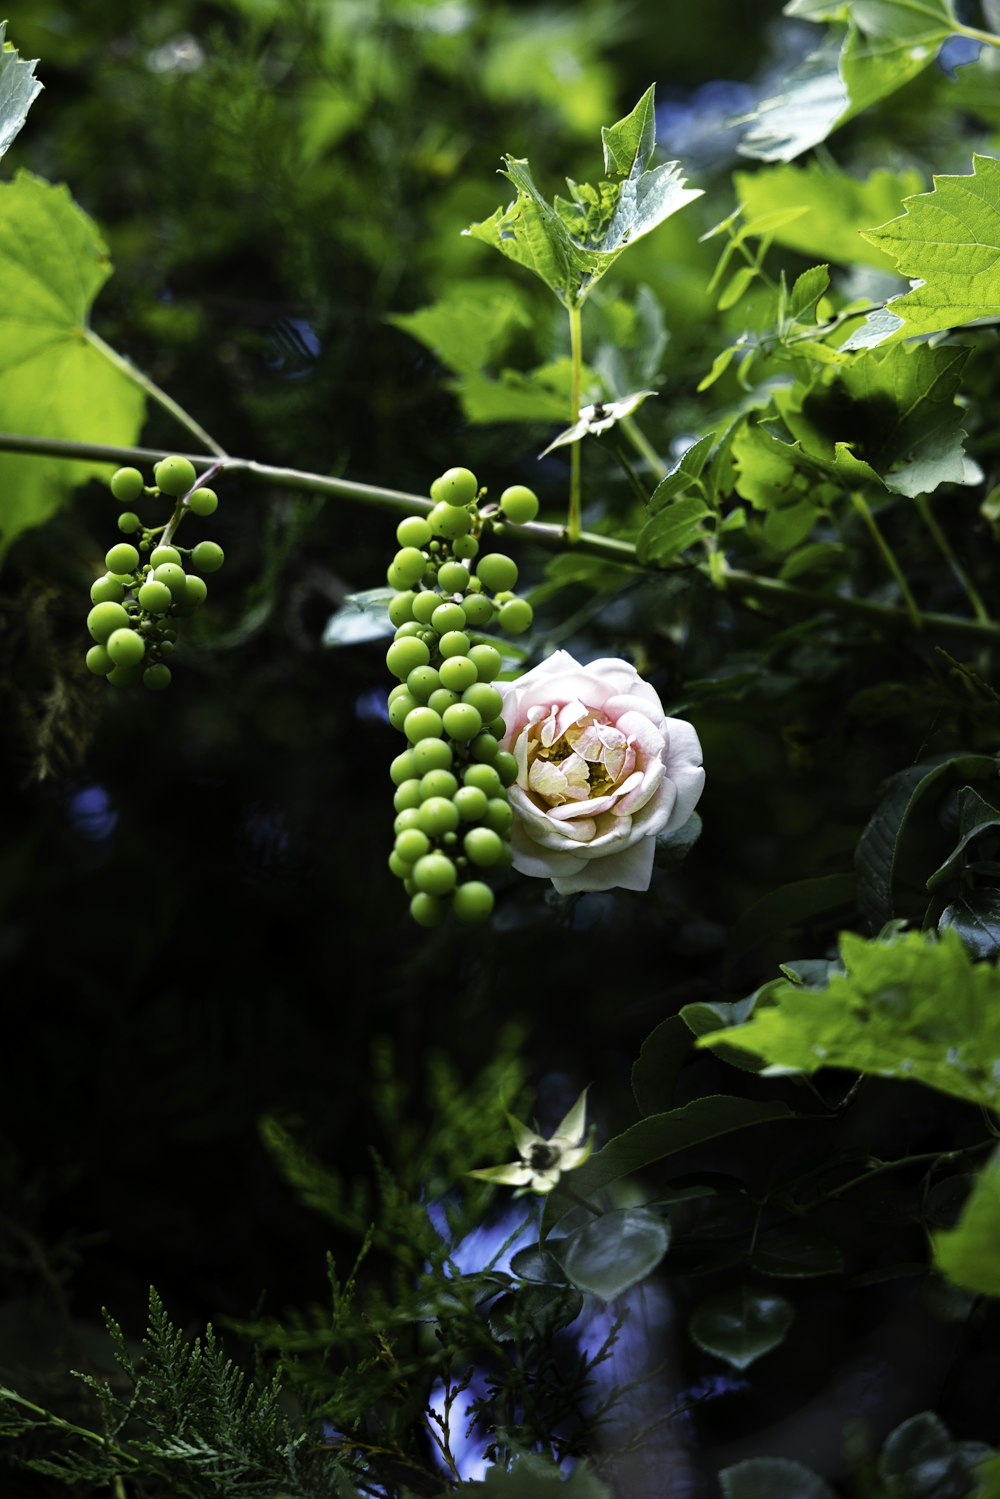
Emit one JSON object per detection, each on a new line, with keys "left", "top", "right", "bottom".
{"left": 469, "top": 732, "right": 499, "bottom": 762}
{"left": 495, "top": 750, "right": 519, "bottom": 786}
{"left": 110, "top": 466, "right": 145, "bottom": 504}
{"left": 452, "top": 534, "right": 479, "bottom": 560}
{"left": 462, "top": 683, "right": 504, "bottom": 721}
{"left": 390, "top": 750, "right": 419, "bottom": 785}
{"left": 430, "top": 466, "right": 478, "bottom": 508}
{"left": 463, "top": 763, "right": 503, "bottom": 797}
{"left": 117, "top": 511, "right": 141, "bottom": 534}
{"left": 499, "top": 598, "right": 533, "bottom": 635}
{"left": 404, "top": 706, "right": 444, "bottom": 744}
{"left": 188, "top": 487, "right": 218, "bottom": 517}
{"left": 107, "top": 664, "right": 143, "bottom": 688}
{"left": 153, "top": 563, "right": 188, "bottom": 601}
{"left": 388, "top": 850, "right": 411, "bottom": 880}
{"left": 468, "top": 643, "right": 502, "bottom": 681}
{"left": 393, "top": 778, "right": 424, "bottom": 812}
{"left": 476, "top": 553, "right": 518, "bottom": 593}
{"left": 105, "top": 542, "right": 140, "bottom": 576}
{"left": 396, "top": 515, "right": 433, "bottom": 549}
{"left": 499, "top": 485, "right": 540, "bottom": 524}
{"left": 85, "top": 644, "right": 114, "bottom": 676}
{"left": 461, "top": 593, "right": 495, "bottom": 628}
{"left": 431, "top": 602, "right": 467, "bottom": 634}
{"left": 184, "top": 575, "right": 208, "bottom": 606}
{"left": 138, "top": 580, "right": 173, "bottom": 614}
{"left": 463, "top": 827, "right": 505, "bottom": 867}
{"left": 442, "top": 703, "right": 482, "bottom": 742}
{"left": 389, "top": 592, "right": 415, "bottom": 627}
{"left": 427, "top": 688, "right": 460, "bottom": 716}
{"left": 387, "top": 546, "right": 428, "bottom": 590}
{"left": 154, "top": 455, "right": 197, "bottom": 496}
{"left": 386, "top": 636, "right": 431, "bottom": 680}
{"left": 191, "top": 540, "right": 224, "bottom": 574}
{"left": 410, "top": 891, "right": 445, "bottom": 927}
{"left": 484, "top": 798, "right": 514, "bottom": 835}
{"left": 395, "top": 828, "right": 431, "bottom": 864}
{"left": 150, "top": 545, "right": 182, "bottom": 567}
{"left": 412, "top": 591, "right": 441, "bottom": 625}
{"left": 420, "top": 769, "right": 458, "bottom": 800}
{"left": 413, "top": 852, "right": 458, "bottom": 895}
{"left": 439, "top": 630, "right": 471, "bottom": 659}
{"left": 488, "top": 716, "right": 506, "bottom": 738}
{"left": 411, "top": 737, "right": 453, "bottom": 774}
{"left": 106, "top": 627, "right": 146, "bottom": 667}
{"left": 388, "top": 692, "right": 419, "bottom": 731}
{"left": 90, "top": 574, "right": 125, "bottom": 605}
{"left": 438, "top": 655, "right": 478, "bottom": 692}
{"left": 394, "top": 808, "right": 424, "bottom": 835}
{"left": 417, "top": 797, "right": 460, "bottom": 837}
{"left": 428, "top": 502, "right": 473, "bottom": 539}
{"left": 394, "top": 620, "right": 424, "bottom": 640}
{"left": 437, "top": 561, "right": 470, "bottom": 594}
{"left": 452, "top": 881, "right": 495, "bottom": 922}
{"left": 406, "top": 665, "right": 440, "bottom": 702}
{"left": 87, "top": 601, "right": 131, "bottom": 643}
{"left": 143, "top": 664, "right": 172, "bottom": 691}
{"left": 453, "top": 785, "right": 488, "bottom": 822}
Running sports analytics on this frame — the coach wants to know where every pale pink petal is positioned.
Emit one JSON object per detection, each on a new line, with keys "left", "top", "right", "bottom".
{"left": 550, "top": 836, "right": 656, "bottom": 894}
{"left": 604, "top": 689, "right": 667, "bottom": 725}
{"left": 615, "top": 758, "right": 665, "bottom": 815}
{"left": 509, "top": 821, "right": 586, "bottom": 880}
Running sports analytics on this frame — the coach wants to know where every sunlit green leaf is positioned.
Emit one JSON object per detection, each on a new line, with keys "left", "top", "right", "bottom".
{"left": 934, "top": 1148, "right": 1000, "bottom": 1298}
{"left": 734, "top": 163, "right": 924, "bottom": 270}
{"left": 698, "top": 926, "right": 1000, "bottom": 1111}
{"left": 635, "top": 495, "right": 711, "bottom": 567}
{"left": 388, "top": 279, "right": 532, "bottom": 375}
{"left": 689, "top": 1287, "right": 794, "bottom": 1369}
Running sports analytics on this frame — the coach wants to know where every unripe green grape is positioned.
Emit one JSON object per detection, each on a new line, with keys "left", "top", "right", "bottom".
{"left": 388, "top": 683, "right": 411, "bottom": 704}
{"left": 470, "top": 732, "right": 499, "bottom": 762}
{"left": 452, "top": 534, "right": 479, "bottom": 560}
{"left": 188, "top": 486, "right": 218, "bottom": 517}
{"left": 462, "top": 683, "right": 504, "bottom": 721}
{"left": 453, "top": 880, "right": 495, "bottom": 922}
{"left": 395, "top": 828, "right": 431, "bottom": 864}
{"left": 110, "top": 466, "right": 145, "bottom": 504}
{"left": 390, "top": 749, "right": 419, "bottom": 785}
{"left": 412, "top": 591, "right": 441, "bottom": 625}
{"left": 461, "top": 593, "right": 495, "bottom": 628}
{"left": 138, "top": 580, "right": 173, "bottom": 614}
{"left": 410, "top": 891, "right": 445, "bottom": 927}
{"left": 184, "top": 574, "right": 208, "bottom": 606}
{"left": 493, "top": 590, "right": 516, "bottom": 606}
{"left": 484, "top": 798, "right": 514, "bottom": 835}
{"left": 394, "top": 808, "right": 424, "bottom": 834}
{"left": 428, "top": 501, "right": 473, "bottom": 539}
{"left": 107, "top": 663, "right": 143, "bottom": 688}
{"left": 442, "top": 702, "right": 482, "bottom": 742}
{"left": 412, "top": 737, "right": 453, "bottom": 774}
{"left": 386, "top": 636, "right": 431, "bottom": 680}
{"left": 431, "top": 602, "right": 467, "bottom": 634}
{"left": 453, "top": 785, "right": 488, "bottom": 822}
{"left": 143, "top": 663, "right": 172, "bottom": 691}
{"left": 468, "top": 643, "right": 502, "bottom": 681}
{"left": 387, "top": 546, "right": 427, "bottom": 590}
{"left": 427, "top": 688, "right": 460, "bottom": 716}
{"left": 106, "top": 627, "right": 146, "bottom": 667}
{"left": 191, "top": 540, "right": 224, "bottom": 574}
{"left": 420, "top": 769, "right": 458, "bottom": 800}
{"left": 489, "top": 718, "right": 507, "bottom": 740}
{"left": 393, "top": 778, "right": 423, "bottom": 812}
{"left": 117, "top": 511, "right": 141, "bottom": 534}
{"left": 406, "top": 665, "right": 440, "bottom": 702}
{"left": 499, "top": 485, "right": 539, "bottom": 524}
{"left": 150, "top": 545, "right": 182, "bottom": 567}
{"left": 388, "top": 850, "right": 411, "bottom": 880}
{"left": 87, "top": 601, "right": 131, "bottom": 643}
{"left": 499, "top": 598, "right": 533, "bottom": 635}
{"left": 153, "top": 563, "right": 188, "bottom": 600}
{"left": 476, "top": 553, "right": 518, "bottom": 593}
{"left": 417, "top": 796, "right": 460, "bottom": 837}
{"left": 438, "top": 655, "right": 478, "bottom": 692}
{"left": 105, "top": 542, "right": 140, "bottom": 576}
{"left": 404, "top": 706, "right": 444, "bottom": 743}
{"left": 85, "top": 644, "right": 114, "bottom": 676}
{"left": 413, "top": 852, "right": 458, "bottom": 895}
{"left": 90, "top": 574, "right": 125, "bottom": 605}
{"left": 154, "top": 454, "right": 197, "bottom": 496}
{"left": 495, "top": 750, "right": 518, "bottom": 786}
{"left": 388, "top": 692, "right": 419, "bottom": 731}
{"left": 464, "top": 827, "right": 505, "bottom": 867}
{"left": 394, "top": 620, "right": 424, "bottom": 640}
{"left": 389, "top": 592, "right": 415, "bottom": 627}
{"left": 439, "top": 630, "right": 471, "bottom": 659}
{"left": 158, "top": 640, "right": 176, "bottom": 656}
{"left": 437, "top": 561, "right": 470, "bottom": 594}
{"left": 430, "top": 466, "right": 478, "bottom": 508}
{"left": 463, "top": 763, "right": 502, "bottom": 797}
{"left": 396, "top": 515, "right": 433, "bottom": 548}
{"left": 494, "top": 842, "right": 514, "bottom": 872}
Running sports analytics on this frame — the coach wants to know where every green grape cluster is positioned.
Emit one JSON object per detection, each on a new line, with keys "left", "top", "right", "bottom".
{"left": 85, "top": 456, "right": 225, "bottom": 690}
{"left": 385, "top": 467, "right": 539, "bottom": 926}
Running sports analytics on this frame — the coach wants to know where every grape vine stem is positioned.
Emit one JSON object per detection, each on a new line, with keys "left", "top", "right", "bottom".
{"left": 2, "top": 431, "right": 999, "bottom": 645}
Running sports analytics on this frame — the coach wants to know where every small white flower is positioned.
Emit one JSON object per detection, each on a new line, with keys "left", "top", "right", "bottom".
{"left": 468, "top": 1088, "right": 595, "bottom": 1195}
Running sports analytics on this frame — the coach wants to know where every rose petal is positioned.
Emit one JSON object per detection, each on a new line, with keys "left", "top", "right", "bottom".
{"left": 550, "top": 835, "right": 657, "bottom": 894}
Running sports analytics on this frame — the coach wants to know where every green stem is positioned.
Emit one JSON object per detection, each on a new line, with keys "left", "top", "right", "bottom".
{"left": 619, "top": 413, "right": 667, "bottom": 478}
{"left": 567, "top": 304, "right": 583, "bottom": 543}
{"left": 915, "top": 491, "right": 992, "bottom": 625}
{"left": 84, "top": 330, "right": 227, "bottom": 457}
{"left": 850, "top": 490, "right": 923, "bottom": 631}
{"left": 954, "top": 22, "right": 1000, "bottom": 48}
{"left": 610, "top": 440, "right": 649, "bottom": 506}
{"left": 4, "top": 431, "right": 1000, "bottom": 645}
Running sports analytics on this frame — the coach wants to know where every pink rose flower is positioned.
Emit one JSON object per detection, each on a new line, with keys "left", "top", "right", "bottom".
{"left": 499, "top": 650, "right": 705, "bottom": 895}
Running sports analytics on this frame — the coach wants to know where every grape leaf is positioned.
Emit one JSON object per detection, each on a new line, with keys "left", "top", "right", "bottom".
{"left": 689, "top": 1287, "right": 794, "bottom": 1370}
{"left": 464, "top": 86, "right": 702, "bottom": 309}
{"left": 859, "top": 155, "right": 1000, "bottom": 343}
{"left": 0, "top": 171, "right": 146, "bottom": 562}
{"left": 934, "top": 1147, "right": 1000, "bottom": 1297}
{"left": 734, "top": 163, "right": 925, "bottom": 271}
{"left": 388, "top": 279, "right": 532, "bottom": 376}
{"left": 698, "top": 926, "right": 1000, "bottom": 1111}
{"left": 0, "top": 21, "right": 42, "bottom": 161}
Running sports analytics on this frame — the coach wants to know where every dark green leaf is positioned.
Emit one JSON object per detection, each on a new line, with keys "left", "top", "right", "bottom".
{"left": 689, "top": 1287, "right": 794, "bottom": 1369}
{"left": 487, "top": 1283, "right": 584, "bottom": 1342}
{"left": 635, "top": 495, "right": 711, "bottom": 567}
{"left": 725, "top": 873, "right": 856, "bottom": 968}
{"left": 927, "top": 787, "right": 1000, "bottom": 893}
{"left": 879, "top": 1411, "right": 991, "bottom": 1499}
{"left": 750, "top": 1232, "right": 844, "bottom": 1279}
{"left": 720, "top": 1457, "right": 837, "bottom": 1499}
{"left": 555, "top": 1208, "right": 670, "bottom": 1301}
{"left": 0, "top": 21, "right": 42, "bottom": 160}
{"left": 938, "top": 889, "right": 1000, "bottom": 961}
{"left": 388, "top": 279, "right": 531, "bottom": 376}
{"left": 934, "top": 1148, "right": 1000, "bottom": 1298}
{"left": 646, "top": 433, "right": 714, "bottom": 512}
{"left": 631, "top": 1015, "right": 694, "bottom": 1117}
{"left": 444, "top": 1454, "right": 612, "bottom": 1497}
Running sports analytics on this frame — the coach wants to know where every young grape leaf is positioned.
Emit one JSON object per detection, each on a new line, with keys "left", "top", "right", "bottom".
{"left": 689, "top": 1287, "right": 794, "bottom": 1370}
{"left": 933, "top": 1147, "right": 1000, "bottom": 1297}
{"left": 733, "top": 162, "right": 924, "bottom": 271}
{"left": 388, "top": 279, "right": 532, "bottom": 376}
{"left": 859, "top": 156, "right": 1000, "bottom": 343}
{"left": 555, "top": 1207, "right": 670, "bottom": 1302}
{"left": 0, "top": 21, "right": 42, "bottom": 161}
{"left": 697, "top": 926, "right": 1000, "bottom": 1111}
{"left": 465, "top": 86, "right": 702, "bottom": 309}
{"left": 0, "top": 171, "right": 145, "bottom": 563}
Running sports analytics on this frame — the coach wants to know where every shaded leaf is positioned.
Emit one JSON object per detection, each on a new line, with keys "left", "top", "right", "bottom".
{"left": 555, "top": 1208, "right": 670, "bottom": 1302}
{"left": 934, "top": 1147, "right": 1000, "bottom": 1298}
{"left": 636, "top": 495, "right": 711, "bottom": 567}
{"left": 725, "top": 873, "right": 856, "bottom": 969}
{"left": 322, "top": 588, "right": 395, "bottom": 646}
{"left": 689, "top": 1287, "right": 794, "bottom": 1369}
{"left": 938, "top": 889, "right": 1000, "bottom": 962}
{"left": 927, "top": 786, "right": 1000, "bottom": 893}
{"left": 879, "top": 1411, "right": 992, "bottom": 1499}
{"left": 750, "top": 1232, "right": 844, "bottom": 1279}
{"left": 720, "top": 1457, "right": 837, "bottom": 1499}
{"left": 440, "top": 1453, "right": 612, "bottom": 1497}
{"left": 0, "top": 20, "right": 42, "bottom": 160}
{"left": 631, "top": 1015, "right": 694, "bottom": 1117}
{"left": 388, "top": 279, "right": 531, "bottom": 376}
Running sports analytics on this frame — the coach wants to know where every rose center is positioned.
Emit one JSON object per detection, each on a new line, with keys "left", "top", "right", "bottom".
{"left": 526, "top": 1142, "right": 561, "bottom": 1171}
{"left": 525, "top": 712, "right": 631, "bottom": 807}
